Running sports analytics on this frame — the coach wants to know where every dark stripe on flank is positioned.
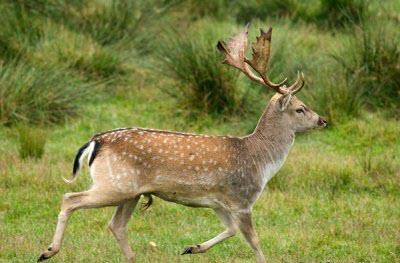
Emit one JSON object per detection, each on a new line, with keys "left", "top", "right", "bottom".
{"left": 89, "top": 141, "right": 101, "bottom": 166}
{"left": 72, "top": 142, "right": 90, "bottom": 175}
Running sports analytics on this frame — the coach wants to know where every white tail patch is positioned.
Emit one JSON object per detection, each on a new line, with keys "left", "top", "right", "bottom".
{"left": 63, "top": 141, "right": 96, "bottom": 183}
{"left": 85, "top": 141, "right": 96, "bottom": 165}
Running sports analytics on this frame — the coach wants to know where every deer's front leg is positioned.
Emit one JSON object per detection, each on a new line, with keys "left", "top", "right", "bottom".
{"left": 181, "top": 208, "right": 237, "bottom": 254}
{"left": 236, "top": 211, "right": 266, "bottom": 263}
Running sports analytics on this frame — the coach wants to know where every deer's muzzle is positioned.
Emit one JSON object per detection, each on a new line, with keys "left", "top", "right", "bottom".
{"left": 318, "top": 117, "right": 327, "bottom": 127}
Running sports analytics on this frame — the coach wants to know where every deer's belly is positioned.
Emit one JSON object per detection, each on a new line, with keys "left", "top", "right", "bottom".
{"left": 153, "top": 191, "right": 218, "bottom": 208}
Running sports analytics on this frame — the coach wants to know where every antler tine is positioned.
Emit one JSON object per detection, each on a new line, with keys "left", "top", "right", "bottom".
{"left": 216, "top": 24, "right": 248, "bottom": 71}
{"left": 245, "top": 27, "right": 287, "bottom": 90}
{"left": 287, "top": 71, "right": 305, "bottom": 94}
{"left": 217, "top": 25, "right": 265, "bottom": 85}
{"left": 217, "top": 25, "right": 286, "bottom": 94}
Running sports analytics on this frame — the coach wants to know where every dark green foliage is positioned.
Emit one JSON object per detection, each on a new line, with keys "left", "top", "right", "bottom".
{"left": 0, "top": 63, "right": 87, "bottom": 125}
{"left": 234, "top": 0, "right": 367, "bottom": 28}
{"left": 183, "top": 0, "right": 235, "bottom": 21}
{"left": 0, "top": 2, "right": 43, "bottom": 61}
{"left": 158, "top": 30, "right": 241, "bottom": 115}
{"left": 0, "top": 0, "right": 399, "bottom": 125}
{"left": 304, "top": 68, "right": 364, "bottom": 122}
{"left": 236, "top": 0, "right": 303, "bottom": 23}
{"left": 63, "top": 48, "right": 125, "bottom": 80}
{"left": 5, "top": 0, "right": 176, "bottom": 52}
{"left": 68, "top": 1, "right": 168, "bottom": 47}
{"left": 332, "top": 22, "right": 400, "bottom": 114}
{"left": 318, "top": 0, "right": 368, "bottom": 27}
{"left": 17, "top": 124, "right": 47, "bottom": 159}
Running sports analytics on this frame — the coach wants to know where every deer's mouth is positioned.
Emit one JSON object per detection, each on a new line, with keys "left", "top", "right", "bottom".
{"left": 317, "top": 117, "right": 327, "bottom": 127}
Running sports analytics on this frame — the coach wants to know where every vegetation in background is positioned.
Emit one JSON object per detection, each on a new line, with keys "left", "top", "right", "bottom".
{"left": 158, "top": 25, "right": 242, "bottom": 115}
{"left": 12, "top": 0, "right": 181, "bottom": 52}
{"left": 303, "top": 66, "right": 365, "bottom": 122}
{"left": 333, "top": 21, "right": 400, "bottom": 115}
{"left": 183, "top": 0, "right": 236, "bottom": 21}
{"left": 16, "top": 124, "right": 47, "bottom": 159}
{"left": 0, "top": 63, "right": 87, "bottom": 125}
{"left": 0, "top": 0, "right": 398, "bottom": 124}
{"left": 0, "top": 0, "right": 399, "bottom": 262}
{"left": 0, "top": 2, "right": 43, "bottom": 61}
{"left": 234, "top": 0, "right": 369, "bottom": 27}
{"left": 236, "top": 0, "right": 305, "bottom": 23}
{"left": 318, "top": 0, "right": 368, "bottom": 27}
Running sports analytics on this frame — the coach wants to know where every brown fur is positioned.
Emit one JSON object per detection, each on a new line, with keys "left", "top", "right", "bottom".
{"left": 38, "top": 26, "right": 327, "bottom": 263}
{"left": 38, "top": 93, "right": 326, "bottom": 263}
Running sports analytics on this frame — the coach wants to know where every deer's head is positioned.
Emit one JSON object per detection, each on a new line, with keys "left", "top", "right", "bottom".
{"left": 217, "top": 25, "right": 327, "bottom": 133}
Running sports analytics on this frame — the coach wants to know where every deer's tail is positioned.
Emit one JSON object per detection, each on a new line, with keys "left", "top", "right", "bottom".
{"left": 63, "top": 141, "right": 99, "bottom": 183}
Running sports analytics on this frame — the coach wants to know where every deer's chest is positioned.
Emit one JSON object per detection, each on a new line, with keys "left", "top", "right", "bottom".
{"left": 259, "top": 157, "right": 286, "bottom": 187}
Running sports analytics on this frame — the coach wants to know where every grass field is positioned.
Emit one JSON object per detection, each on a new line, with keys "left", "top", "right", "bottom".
{"left": 1, "top": 89, "right": 399, "bottom": 262}
{"left": 1, "top": 1, "right": 399, "bottom": 262}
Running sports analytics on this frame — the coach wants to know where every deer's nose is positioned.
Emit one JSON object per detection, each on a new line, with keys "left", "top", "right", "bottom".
{"left": 318, "top": 117, "right": 327, "bottom": 127}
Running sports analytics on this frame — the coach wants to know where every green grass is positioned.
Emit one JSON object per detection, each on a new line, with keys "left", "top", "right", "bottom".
{"left": 16, "top": 124, "right": 47, "bottom": 159}
{"left": 158, "top": 21, "right": 242, "bottom": 115}
{"left": 1, "top": 86, "right": 399, "bottom": 262}
{"left": 1, "top": 0, "right": 400, "bottom": 262}
{"left": 332, "top": 20, "right": 400, "bottom": 114}
{"left": 0, "top": 62, "right": 88, "bottom": 125}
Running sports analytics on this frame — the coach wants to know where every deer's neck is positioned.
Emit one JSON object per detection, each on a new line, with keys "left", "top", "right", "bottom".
{"left": 244, "top": 106, "right": 295, "bottom": 187}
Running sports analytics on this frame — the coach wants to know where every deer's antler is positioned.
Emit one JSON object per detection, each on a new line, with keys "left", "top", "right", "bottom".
{"left": 286, "top": 71, "right": 305, "bottom": 94}
{"left": 217, "top": 25, "right": 304, "bottom": 95}
{"left": 246, "top": 27, "right": 287, "bottom": 89}
{"left": 216, "top": 25, "right": 277, "bottom": 90}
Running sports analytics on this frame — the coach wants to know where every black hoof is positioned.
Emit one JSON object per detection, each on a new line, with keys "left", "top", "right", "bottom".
{"left": 181, "top": 246, "right": 193, "bottom": 255}
{"left": 37, "top": 254, "right": 49, "bottom": 262}
{"left": 38, "top": 247, "right": 52, "bottom": 262}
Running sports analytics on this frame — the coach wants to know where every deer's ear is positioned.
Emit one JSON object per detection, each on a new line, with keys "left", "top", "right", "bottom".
{"left": 278, "top": 93, "right": 292, "bottom": 111}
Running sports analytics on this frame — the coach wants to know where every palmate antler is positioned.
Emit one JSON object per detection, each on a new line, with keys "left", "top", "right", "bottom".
{"left": 217, "top": 25, "right": 304, "bottom": 95}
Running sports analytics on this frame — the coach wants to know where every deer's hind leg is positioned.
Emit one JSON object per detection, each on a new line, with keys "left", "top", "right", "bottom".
{"left": 38, "top": 189, "right": 129, "bottom": 262}
{"left": 109, "top": 197, "right": 140, "bottom": 263}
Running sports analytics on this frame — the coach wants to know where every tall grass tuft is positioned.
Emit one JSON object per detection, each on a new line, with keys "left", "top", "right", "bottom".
{"left": 17, "top": 124, "right": 47, "bottom": 159}
{"left": 318, "top": 0, "right": 368, "bottom": 27}
{"left": 235, "top": 0, "right": 368, "bottom": 28}
{"left": 66, "top": 0, "right": 177, "bottom": 52}
{"left": 0, "top": 2, "right": 43, "bottom": 61}
{"left": 236, "top": 0, "right": 303, "bottom": 23}
{"left": 158, "top": 27, "right": 241, "bottom": 115}
{"left": 183, "top": 0, "right": 235, "bottom": 21}
{"left": 332, "top": 21, "right": 400, "bottom": 115}
{"left": 32, "top": 23, "right": 126, "bottom": 81}
{"left": 5, "top": 0, "right": 176, "bottom": 54}
{"left": 303, "top": 66, "right": 364, "bottom": 123}
{"left": 0, "top": 62, "right": 87, "bottom": 125}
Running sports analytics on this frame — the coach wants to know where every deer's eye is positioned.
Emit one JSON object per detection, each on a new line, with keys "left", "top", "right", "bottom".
{"left": 296, "top": 108, "right": 304, "bottom": 114}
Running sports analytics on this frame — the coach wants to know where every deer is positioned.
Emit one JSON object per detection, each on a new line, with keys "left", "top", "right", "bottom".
{"left": 38, "top": 25, "right": 327, "bottom": 263}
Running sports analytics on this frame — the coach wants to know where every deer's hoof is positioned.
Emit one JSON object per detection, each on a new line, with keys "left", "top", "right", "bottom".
{"left": 37, "top": 247, "right": 56, "bottom": 262}
{"left": 181, "top": 245, "right": 201, "bottom": 255}
{"left": 181, "top": 246, "right": 193, "bottom": 255}
{"left": 37, "top": 253, "right": 49, "bottom": 262}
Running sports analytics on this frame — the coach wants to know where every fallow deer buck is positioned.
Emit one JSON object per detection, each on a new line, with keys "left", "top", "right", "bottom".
{"left": 38, "top": 25, "right": 327, "bottom": 263}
